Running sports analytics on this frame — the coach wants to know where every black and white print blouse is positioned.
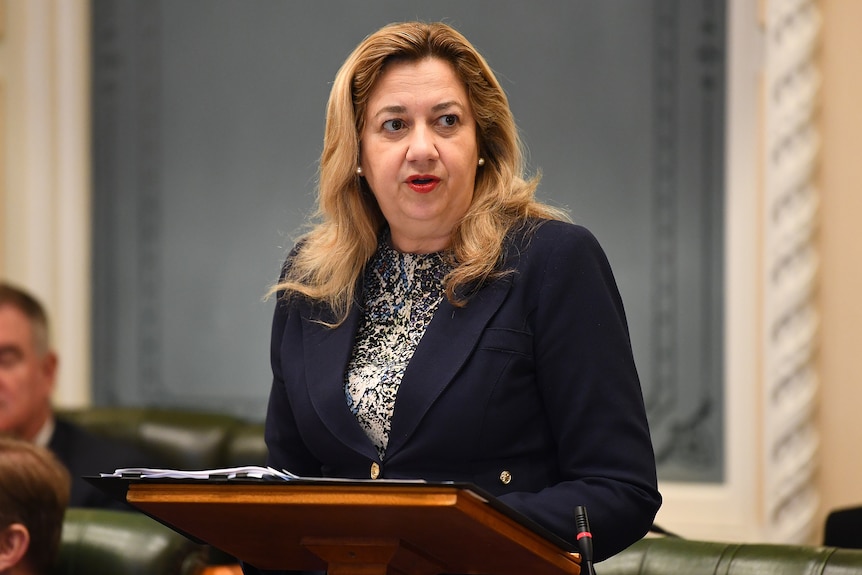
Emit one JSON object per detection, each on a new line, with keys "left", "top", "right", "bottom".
{"left": 344, "top": 237, "right": 451, "bottom": 460}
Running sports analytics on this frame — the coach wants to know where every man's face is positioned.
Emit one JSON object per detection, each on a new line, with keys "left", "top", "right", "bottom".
{"left": 0, "top": 305, "right": 56, "bottom": 440}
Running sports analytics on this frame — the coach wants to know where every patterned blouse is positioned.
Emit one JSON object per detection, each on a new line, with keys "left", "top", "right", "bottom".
{"left": 344, "top": 236, "right": 451, "bottom": 460}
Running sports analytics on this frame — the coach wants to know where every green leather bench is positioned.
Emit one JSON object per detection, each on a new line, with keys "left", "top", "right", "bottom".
{"left": 57, "top": 407, "right": 267, "bottom": 470}
{"left": 56, "top": 508, "right": 208, "bottom": 575}
{"left": 55, "top": 407, "right": 267, "bottom": 570}
{"left": 55, "top": 408, "right": 862, "bottom": 574}
{"left": 599, "top": 537, "right": 862, "bottom": 575}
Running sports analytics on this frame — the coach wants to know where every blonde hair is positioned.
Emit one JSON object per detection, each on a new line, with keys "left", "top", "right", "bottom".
{"left": 275, "top": 21, "right": 567, "bottom": 324}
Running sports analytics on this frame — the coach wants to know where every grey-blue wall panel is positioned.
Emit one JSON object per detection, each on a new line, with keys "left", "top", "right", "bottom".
{"left": 91, "top": 0, "right": 725, "bottom": 482}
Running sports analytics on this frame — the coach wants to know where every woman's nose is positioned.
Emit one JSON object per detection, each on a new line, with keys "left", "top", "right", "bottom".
{"left": 405, "top": 125, "right": 439, "bottom": 162}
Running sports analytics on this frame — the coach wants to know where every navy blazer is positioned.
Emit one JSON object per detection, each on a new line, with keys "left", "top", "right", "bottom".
{"left": 49, "top": 418, "right": 150, "bottom": 510}
{"left": 264, "top": 220, "right": 661, "bottom": 562}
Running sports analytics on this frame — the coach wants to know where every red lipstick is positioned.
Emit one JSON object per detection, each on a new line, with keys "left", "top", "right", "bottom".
{"left": 407, "top": 175, "right": 440, "bottom": 193}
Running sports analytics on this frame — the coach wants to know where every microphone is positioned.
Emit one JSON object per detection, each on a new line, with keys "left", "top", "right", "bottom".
{"left": 574, "top": 505, "right": 596, "bottom": 575}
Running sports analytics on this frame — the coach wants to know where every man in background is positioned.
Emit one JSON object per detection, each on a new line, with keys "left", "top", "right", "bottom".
{"left": 0, "top": 437, "right": 70, "bottom": 575}
{"left": 0, "top": 281, "right": 146, "bottom": 509}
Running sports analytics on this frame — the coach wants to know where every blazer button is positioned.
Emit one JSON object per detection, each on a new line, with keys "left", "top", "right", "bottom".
{"left": 499, "top": 470, "right": 512, "bottom": 485}
{"left": 370, "top": 462, "right": 381, "bottom": 480}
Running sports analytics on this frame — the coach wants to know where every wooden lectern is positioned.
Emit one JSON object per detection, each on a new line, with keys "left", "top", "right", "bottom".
{"left": 93, "top": 478, "right": 580, "bottom": 575}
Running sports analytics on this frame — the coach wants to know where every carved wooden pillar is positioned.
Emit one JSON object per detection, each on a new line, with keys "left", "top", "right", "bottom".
{"left": 761, "top": 0, "right": 821, "bottom": 543}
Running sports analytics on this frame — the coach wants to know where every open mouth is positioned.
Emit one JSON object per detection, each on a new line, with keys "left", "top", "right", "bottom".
{"left": 407, "top": 175, "right": 440, "bottom": 193}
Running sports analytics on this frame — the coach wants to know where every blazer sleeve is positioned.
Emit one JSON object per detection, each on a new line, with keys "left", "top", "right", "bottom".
{"left": 495, "top": 223, "right": 661, "bottom": 561}
{"left": 263, "top": 276, "right": 326, "bottom": 477}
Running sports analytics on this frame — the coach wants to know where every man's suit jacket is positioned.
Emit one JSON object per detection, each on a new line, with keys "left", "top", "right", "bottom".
{"left": 264, "top": 220, "right": 661, "bottom": 562}
{"left": 49, "top": 417, "right": 150, "bottom": 509}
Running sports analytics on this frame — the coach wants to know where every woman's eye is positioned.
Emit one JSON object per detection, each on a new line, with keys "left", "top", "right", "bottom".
{"left": 438, "top": 114, "right": 458, "bottom": 127}
{"left": 382, "top": 119, "right": 405, "bottom": 132}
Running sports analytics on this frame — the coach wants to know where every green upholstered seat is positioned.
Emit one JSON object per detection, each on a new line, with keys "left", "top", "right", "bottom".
{"left": 52, "top": 408, "right": 862, "bottom": 574}
{"left": 600, "top": 537, "right": 862, "bottom": 575}
{"left": 56, "top": 407, "right": 267, "bottom": 470}
{"left": 55, "top": 508, "right": 208, "bottom": 575}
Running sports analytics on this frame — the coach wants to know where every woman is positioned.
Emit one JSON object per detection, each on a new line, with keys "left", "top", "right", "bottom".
{"left": 259, "top": 21, "right": 661, "bottom": 568}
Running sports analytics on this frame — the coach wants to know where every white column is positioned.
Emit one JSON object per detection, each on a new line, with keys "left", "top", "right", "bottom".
{"left": 760, "top": 0, "right": 821, "bottom": 544}
{"left": 2, "top": 0, "right": 92, "bottom": 407}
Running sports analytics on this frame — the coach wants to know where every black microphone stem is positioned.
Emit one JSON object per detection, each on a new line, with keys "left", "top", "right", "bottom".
{"left": 574, "top": 505, "right": 597, "bottom": 575}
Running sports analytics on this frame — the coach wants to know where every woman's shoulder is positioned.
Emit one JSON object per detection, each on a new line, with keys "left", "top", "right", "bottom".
{"left": 501, "top": 219, "right": 620, "bottom": 299}
{"left": 500, "top": 219, "right": 615, "bottom": 282}
{"left": 508, "top": 218, "right": 602, "bottom": 253}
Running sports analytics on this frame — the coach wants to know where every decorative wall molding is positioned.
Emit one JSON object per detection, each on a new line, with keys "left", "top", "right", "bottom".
{"left": 647, "top": 0, "right": 726, "bottom": 483}
{"left": 132, "top": 2, "right": 165, "bottom": 401}
{"left": 761, "top": 0, "right": 821, "bottom": 544}
{"left": 647, "top": 0, "right": 680, "bottom": 452}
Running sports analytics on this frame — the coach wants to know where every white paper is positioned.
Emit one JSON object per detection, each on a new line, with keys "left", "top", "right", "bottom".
{"left": 100, "top": 465, "right": 299, "bottom": 480}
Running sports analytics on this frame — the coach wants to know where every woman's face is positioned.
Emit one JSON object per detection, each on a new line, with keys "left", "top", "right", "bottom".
{"left": 360, "top": 57, "right": 479, "bottom": 253}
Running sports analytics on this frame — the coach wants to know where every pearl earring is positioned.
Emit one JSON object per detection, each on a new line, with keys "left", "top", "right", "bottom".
{"left": 478, "top": 158, "right": 485, "bottom": 167}
{"left": 356, "top": 166, "right": 363, "bottom": 175}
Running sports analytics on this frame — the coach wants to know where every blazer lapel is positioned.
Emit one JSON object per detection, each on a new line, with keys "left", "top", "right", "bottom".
{"left": 302, "top": 302, "right": 379, "bottom": 459}
{"left": 385, "top": 273, "right": 514, "bottom": 457}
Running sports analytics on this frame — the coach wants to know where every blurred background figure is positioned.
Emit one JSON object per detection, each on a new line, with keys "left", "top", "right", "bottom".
{"left": 0, "top": 437, "right": 70, "bottom": 575}
{"left": 0, "top": 282, "right": 147, "bottom": 509}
